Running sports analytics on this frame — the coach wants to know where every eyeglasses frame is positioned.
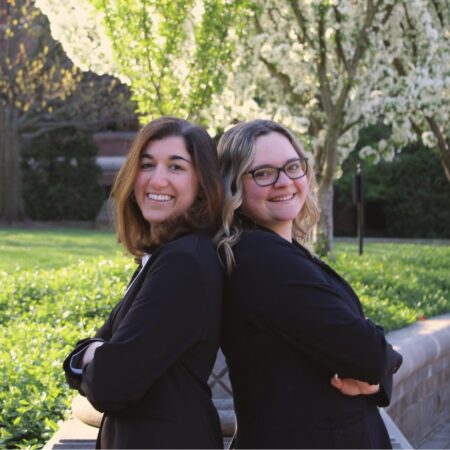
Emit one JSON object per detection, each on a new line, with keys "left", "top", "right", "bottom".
{"left": 244, "top": 157, "right": 308, "bottom": 187}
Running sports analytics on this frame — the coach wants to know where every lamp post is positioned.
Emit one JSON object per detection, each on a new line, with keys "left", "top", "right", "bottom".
{"left": 353, "top": 162, "right": 364, "bottom": 255}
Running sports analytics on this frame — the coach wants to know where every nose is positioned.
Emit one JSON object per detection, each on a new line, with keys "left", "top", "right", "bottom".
{"left": 148, "top": 166, "right": 169, "bottom": 188}
{"left": 273, "top": 170, "right": 292, "bottom": 187}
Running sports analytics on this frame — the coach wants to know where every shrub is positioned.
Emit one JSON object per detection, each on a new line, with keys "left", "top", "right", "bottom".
{"left": 22, "top": 129, "right": 105, "bottom": 221}
{"left": 334, "top": 142, "right": 450, "bottom": 238}
{"left": 382, "top": 146, "right": 450, "bottom": 238}
{"left": 325, "top": 243, "right": 450, "bottom": 330}
{"left": 0, "top": 257, "right": 134, "bottom": 448}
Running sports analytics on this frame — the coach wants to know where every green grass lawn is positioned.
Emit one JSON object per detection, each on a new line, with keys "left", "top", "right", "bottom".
{"left": 324, "top": 241, "right": 450, "bottom": 329}
{"left": 0, "top": 228, "right": 123, "bottom": 272}
{"left": 0, "top": 228, "right": 449, "bottom": 448}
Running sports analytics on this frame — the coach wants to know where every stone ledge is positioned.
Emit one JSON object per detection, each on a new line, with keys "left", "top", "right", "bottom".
{"left": 43, "top": 416, "right": 97, "bottom": 450}
{"left": 43, "top": 416, "right": 234, "bottom": 450}
{"left": 43, "top": 411, "right": 410, "bottom": 450}
{"left": 388, "top": 314, "right": 450, "bottom": 388}
{"left": 386, "top": 313, "right": 450, "bottom": 447}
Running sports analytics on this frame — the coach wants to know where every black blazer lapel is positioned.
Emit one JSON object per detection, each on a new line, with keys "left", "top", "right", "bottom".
{"left": 111, "top": 251, "right": 160, "bottom": 333}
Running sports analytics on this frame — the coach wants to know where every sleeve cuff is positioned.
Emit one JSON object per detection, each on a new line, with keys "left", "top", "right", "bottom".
{"left": 68, "top": 338, "right": 104, "bottom": 375}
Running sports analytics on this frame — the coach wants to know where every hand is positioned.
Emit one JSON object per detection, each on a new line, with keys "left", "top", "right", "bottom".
{"left": 330, "top": 374, "right": 380, "bottom": 396}
{"left": 81, "top": 341, "right": 104, "bottom": 368}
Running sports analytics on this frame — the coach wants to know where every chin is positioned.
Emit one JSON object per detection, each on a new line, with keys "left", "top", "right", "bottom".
{"left": 143, "top": 214, "right": 170, "bottom": 225}
{"left": 277, "top": 209, "right": 301, "bottom": 221}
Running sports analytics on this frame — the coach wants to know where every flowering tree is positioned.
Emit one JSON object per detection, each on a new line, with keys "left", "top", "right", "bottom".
{"left": 37, "top": 0, "right": 248, "bottom": 124}
{"left": 37, "top": 0, "right": 448, "bottom": 252}
{"left": 205, "top": 0, "right": 449, "bottom": 254}
{"left": 359, "top": 0, "right": 450, "bottom": 180}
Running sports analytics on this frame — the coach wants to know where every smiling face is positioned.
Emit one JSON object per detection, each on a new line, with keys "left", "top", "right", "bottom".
{"left": 134, "top": 136, "right": 199, "bottom": 225}
{"left": 241, "top": 131, "right": 309, "bottom": 241}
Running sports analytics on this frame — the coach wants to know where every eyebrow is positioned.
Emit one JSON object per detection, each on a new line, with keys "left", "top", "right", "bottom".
{"left": 249, "top": 157, "right": 300, "bottom": 171}
{"left": 141, "top": 153, "right": 192, "bottom": 164}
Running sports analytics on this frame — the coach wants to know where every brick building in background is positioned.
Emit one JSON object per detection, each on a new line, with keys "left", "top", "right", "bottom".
{"left": 93, "top": 132, "right": 136, "bottom": 227}
{"left": 94, "top": 131, "right": 136, "bottom": 192}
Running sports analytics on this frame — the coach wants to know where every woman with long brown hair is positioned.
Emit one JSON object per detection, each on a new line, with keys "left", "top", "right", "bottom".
{"left": 64, "top": 117, "right": 223, "bottom": 449}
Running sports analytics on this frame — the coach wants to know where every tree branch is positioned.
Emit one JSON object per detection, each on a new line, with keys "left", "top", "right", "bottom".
{"left": 258, "top": 54, "right": 308, "bottom": 105}
{"left": 316, "top": 6, "right": 334, "bottom": 117}
{"left": 334, "top": 0, "right": 384, "bottom": 118}
{"left": 332, "top": 6, "right": 350, "bottom": 73}
{"left": 381, "top": 1, "right": 396, "bottom": 25}
{"left": 402, "top": 2, "right": 418, "bottom": 62}
{"left": 286, "top": 0, "right": 313, "bottom": 46}
{"left": 342, "top": 118, "right": 362, "bottom": 134}
{"left": 140, "top": 0, "right": 163, "bottom": 110}
{"left": 430, "top": 0, "right": 445, "bottom": 28}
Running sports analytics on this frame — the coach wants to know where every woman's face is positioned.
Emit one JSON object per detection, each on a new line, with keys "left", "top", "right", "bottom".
{"left": 134, "top": 136, "right": 199, "bottom": 225}
{"left": 240, "top": 131, "right": 309, "bottom": 241}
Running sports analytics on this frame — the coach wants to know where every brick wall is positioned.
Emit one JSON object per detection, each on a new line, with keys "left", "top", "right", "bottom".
{"left": 94, "top": 132, "right": 136, "bottom": 187}
{"left": 386, "top": 314, "right": 450, "bottom": 447}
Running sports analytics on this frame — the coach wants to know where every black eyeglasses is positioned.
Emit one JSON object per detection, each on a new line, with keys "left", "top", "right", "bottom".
{"left": 244, "top": 158, "right": 308, "bottom": 187}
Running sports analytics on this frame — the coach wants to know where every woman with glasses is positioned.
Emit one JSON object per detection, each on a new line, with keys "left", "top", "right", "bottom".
{"left": 216, "top": 119, "right": 402, "bottom": 449}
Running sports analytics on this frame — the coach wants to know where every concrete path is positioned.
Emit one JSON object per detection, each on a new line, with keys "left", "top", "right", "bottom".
{"left": 419, "top": 422, "right": 450, "bottom": 449}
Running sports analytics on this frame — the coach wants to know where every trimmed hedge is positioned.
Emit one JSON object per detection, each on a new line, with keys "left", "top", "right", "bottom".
{"left": 22, "top": 128, "right": 105, "bottom": 221}
{"left": 0, "top": 257, "right": 134, "bottom": 448}
{"left": 334, "top": 142, "right": 450, "bottom": 238}
{"left": 324, "top": 243, "right": 450, "bottom": 330}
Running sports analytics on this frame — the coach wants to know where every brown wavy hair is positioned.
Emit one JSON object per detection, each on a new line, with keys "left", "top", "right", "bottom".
{"left": 215, "top": 119, "right": 320, "bottom": 271}
{"left": 112, "top": 117, "right": 223, "bottom": 258}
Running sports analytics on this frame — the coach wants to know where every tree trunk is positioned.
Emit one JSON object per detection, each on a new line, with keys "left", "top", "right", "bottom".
{"left": 316, "top": 180, "right": 334, "bottom": 256}
{"left": 438, "top": 146, "right": 450, "bottom": 182}
{"left": 425, "top": 117, "right": 450, "bottom": 182}
{"left": 0, "top": 105, "right": 26, "bottom": 222}
{"left": 313, "top": 124, "right": 339, "bottom": 256}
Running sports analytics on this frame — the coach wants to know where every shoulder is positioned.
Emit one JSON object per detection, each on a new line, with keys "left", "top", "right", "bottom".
{"left": 232, "top": 230, "right": 323, "bottom": 283}
{"left": 234, "top": 229, "right": 296, "bottom": 263}
{"left": 162, "top": 231, "right": 216, "bottom": 257}
{"left": 156, "top": 231, "right": 221, "bottom": 276}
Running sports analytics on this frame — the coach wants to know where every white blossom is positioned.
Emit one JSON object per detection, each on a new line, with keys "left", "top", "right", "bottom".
{"left": 422, "top": 131, "right": 438, "bottom": 148}
{"left": 36, "top": 0, "right": 118, "bottom": 77}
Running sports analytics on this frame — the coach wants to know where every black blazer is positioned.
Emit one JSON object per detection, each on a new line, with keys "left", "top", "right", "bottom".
{"left": 222, "top": 229, "right": 403, "bottom": 449}
{"left": 64, "top": 232, "right": 223, "bottom": 449}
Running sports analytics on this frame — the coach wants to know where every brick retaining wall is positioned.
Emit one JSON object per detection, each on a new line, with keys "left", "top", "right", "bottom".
{"left": 386, "top": 313, "right": 450, "bottom": 447}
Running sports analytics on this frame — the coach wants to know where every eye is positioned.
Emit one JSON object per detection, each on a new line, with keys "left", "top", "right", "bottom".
{"left": 286, "top": 162, "right": 299, "bottom": 170}
{"left": 168, "top": 163, "right": 187, "bottom": 172}
{"left": 140, "top": 161, "right": 155, "bottom": 170}
{"left": 253, "top": 168, "right": 275, "bottom": 179}
{"left": 285, "top": 160, "right": 303, "bottom": 174}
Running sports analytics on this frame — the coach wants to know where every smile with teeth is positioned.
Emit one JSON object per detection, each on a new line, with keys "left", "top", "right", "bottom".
{"left": 269, "top": 193, "right": 295, "bottom": 202}
{"left": 147, "top": 193, "right": 174, "bottom": 202}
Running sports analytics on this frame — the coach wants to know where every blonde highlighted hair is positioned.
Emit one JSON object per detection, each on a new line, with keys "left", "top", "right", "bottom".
{"left": 215, "top": 119, "right": 319, "bottom": 271}
{"left": 112, "top": 116, "right": 222, "bottom": 259}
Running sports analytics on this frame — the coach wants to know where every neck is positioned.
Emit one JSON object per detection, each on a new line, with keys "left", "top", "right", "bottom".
{"left": 256, "top": 221, "right": 293, "bottom": 242}
{"left": 274, "top": 226, "right": 293, "bottom": 242}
